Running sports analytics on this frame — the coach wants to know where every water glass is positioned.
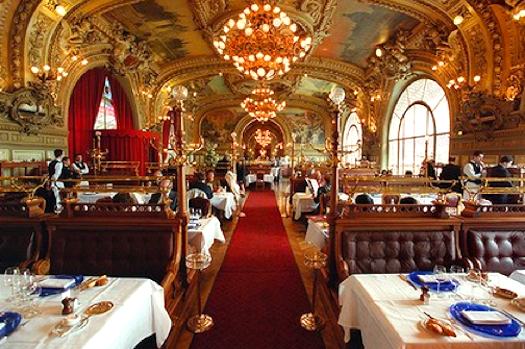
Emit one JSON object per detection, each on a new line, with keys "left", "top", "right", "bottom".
{"left": 433, "top": 265, "right": 447, "bottom": 298}
{"left": 4, "top": 267, "right": 20, "bottom": 302}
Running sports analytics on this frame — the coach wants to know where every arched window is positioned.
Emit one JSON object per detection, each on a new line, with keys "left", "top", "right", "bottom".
{"left": 342, "top": 112, "right": 362, "bottom": 165}
{"left": 93, "top": 77, "right": 117, "bottom": 130}
{"left": 388, "top": 78, "right": 450, "bottom": 174}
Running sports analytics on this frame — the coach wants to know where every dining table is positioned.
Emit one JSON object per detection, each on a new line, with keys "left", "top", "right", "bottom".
{"left": 338, "top": 272, "right": 525, "bottom": 348}
{"left": 188, "top": 216, "right": 225, "bottom": 254}
{"left": 210, "top": 192, "right": 237, "bottom": 219}
{"left": 0, "top": 275, "right": 172, "bottom": 348}
{"left": 304, "top": 219, "right": 329, "bottom": 249}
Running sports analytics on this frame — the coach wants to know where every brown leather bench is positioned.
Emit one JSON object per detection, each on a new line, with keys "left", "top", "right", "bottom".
{"left": 335, "top": 204, "right": 460, "bottom": 282}
{"left": 460, "top": 205, "right": 525, "bottom": 275}
{"left": 0, "top": 197, "right": 47, "bottom": 272}
{"left": 40, "top": 201, "right": 183, "bottom": 311}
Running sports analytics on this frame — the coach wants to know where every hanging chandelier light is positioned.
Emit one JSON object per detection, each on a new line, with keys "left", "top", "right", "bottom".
{"left": 255, "top": 129, "right": 273, "bottom": 147}
{"left": 241, "top": 87, "right": 286, "bottom": 122}
{"left": 213, "top": 2, "right": 313, "bottom": 80}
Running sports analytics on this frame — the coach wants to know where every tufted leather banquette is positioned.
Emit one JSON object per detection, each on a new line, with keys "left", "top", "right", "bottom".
{"left": 335, "top": 212, "right": 461, "bottom": 281}
{"left": 0, "top": 199, "right": 46, "bottom": 271}
{"left": 46, "top": 222, "right": 176, "bottom": 283}
{"left": 460, "top": 216, "right": 525, "bottom": 275}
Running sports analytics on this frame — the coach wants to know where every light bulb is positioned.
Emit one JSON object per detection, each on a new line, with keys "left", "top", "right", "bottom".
{"left": 81, "top": 59, "right": 88, "bottom": 65}
{"left": 30, "top": 66, "right": 40, "bottom": 74}
{"left": 453, "top": 15, "right": 464, "bottom": 25}
{"left": 375, "top": 48, "right": 383, "bottom": 57}
{"left": 473, "top": 75, "right": 481, "bottom": 82}
{"left": 55, "top": 4, "right": 67, "bottom": 16}
{"left": 43, "top": 65, "right": 51, "bottom": 72}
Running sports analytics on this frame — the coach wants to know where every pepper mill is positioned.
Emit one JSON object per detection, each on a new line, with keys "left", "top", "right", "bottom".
{"left": 62, "top": 297, "right": 78, "bottom": 315}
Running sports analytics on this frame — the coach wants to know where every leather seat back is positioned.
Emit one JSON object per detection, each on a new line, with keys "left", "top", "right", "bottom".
{"left": 465, "top": 229, "right": 525, "bottom": 275}
{"left": 341, "top": 230, "right": 456, "bottom": 275}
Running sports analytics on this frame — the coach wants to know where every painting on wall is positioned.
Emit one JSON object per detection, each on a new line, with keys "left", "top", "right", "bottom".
{"left": 200, "top": 110, "right": 241, "bottom": 149}
{"left": 286, "top": 112, "right": 326, "bottom": 145}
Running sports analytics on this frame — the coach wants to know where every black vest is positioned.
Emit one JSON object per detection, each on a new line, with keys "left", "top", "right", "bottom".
{"left": 48, "top": 159, "right": 59, "bottom": 178}
{"left": 75, "top": 161, "right": 87, "bottom": 170}
{"left": 469, "top": 161, "right": 482, "bottom": 185}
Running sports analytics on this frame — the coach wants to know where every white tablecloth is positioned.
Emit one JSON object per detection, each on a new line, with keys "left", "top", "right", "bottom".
{"left": 245, "top": 174, "right": 273, "bottom": 185}
{"left": 188, "top": 216, "right": 225, "bottom": 254}
{"left": 0, "top": 276, "right": 171, "bottom": 348}
{"left": 77, "top": 192, "right": 152, "bottom": 205}
{"left": 338, "top": 273, "right": 525, "bottom": 348}
{"left": 292, "top": 192, "right": 350, "bottom": 220}
{"left": 305, "top": 220, "right": 329, "bottom": 249}
{"left": 210, "top": 192, "right": 237, "bottom": 219}
{"left": 245, "top": 174, "right": 256, "bottom": 185}
{"left": 351, "top": 193, "right": 437, "bottom": 205}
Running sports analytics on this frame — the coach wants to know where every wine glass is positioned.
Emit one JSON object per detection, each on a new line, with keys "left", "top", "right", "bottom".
{"left": 4, "top": 267, "right": 20, "bottom": 302}
{"left": 433, "top": 265, "right": 447, "bottom": 298}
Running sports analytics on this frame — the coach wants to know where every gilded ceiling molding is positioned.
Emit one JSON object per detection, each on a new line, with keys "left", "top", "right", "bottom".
{"left": 0, "top": 1, "right": 21, "bottom": 89}
{"left": 8, "top": 0, "right": 42, "bottom": 88}
{"left": 359, "top": 0, "right": 451, "bottom": 25}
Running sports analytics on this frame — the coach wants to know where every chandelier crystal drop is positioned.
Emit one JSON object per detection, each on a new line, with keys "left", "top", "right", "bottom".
{"left": 255, "top": 129, "right": 273, "bottom": 147}
{"left": 241, "top": 87, "right": 286, "bottom": 123}
{"left": 213, "top": 2, "right": 313, "bottom": 80}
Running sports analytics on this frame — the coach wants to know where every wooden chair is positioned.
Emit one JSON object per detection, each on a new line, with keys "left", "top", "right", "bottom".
{"left": 189, "top": 197, "right": 212, "bottom": 218}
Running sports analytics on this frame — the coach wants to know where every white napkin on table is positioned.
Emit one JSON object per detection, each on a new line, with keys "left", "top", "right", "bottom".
{"left": 39, "top": 278, "right": 75, "bottom": 289}
{"left": 418, "top": 274, "right": 450, "bottom": 283}
{"left": 461, "top": 310, "right": 511, "bottom": 325}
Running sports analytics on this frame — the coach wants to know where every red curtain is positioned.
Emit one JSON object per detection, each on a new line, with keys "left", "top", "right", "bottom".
{"left": 99, "top": 130, "right": 159, "bottom": 175}
{"left": 68, "top": 68, "right": 106, "bottom": 157}
{"left": 162, "top": 110, "right": 173, "bottom": 149}
{"left": 108, "top": 75, "right": 134, "bottom": 130}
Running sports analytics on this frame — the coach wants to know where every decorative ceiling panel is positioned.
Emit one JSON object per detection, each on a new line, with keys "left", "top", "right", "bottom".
{"left": 314, "top": 0, "right": 419, "bottom": 67}
{"left": 102, "top": 0, "right": 213, "bottom": 63}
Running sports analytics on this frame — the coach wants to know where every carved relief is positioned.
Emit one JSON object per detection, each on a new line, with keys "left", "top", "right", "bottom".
{"left": 455, "top": 92, "right": 521, "bottom": 141}
{"left": 28, "top": 13, "right": 54, "bottom": 69}
{"left": 0, "top": 86, "right": 62, "bottom": 134}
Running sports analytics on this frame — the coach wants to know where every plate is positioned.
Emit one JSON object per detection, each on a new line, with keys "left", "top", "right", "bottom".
{"left": 0, "top": 312, "right": 22, "bottom": 337}
{"left": 39, "top": 275, "right": 84, "bottom": 297}
{"left": 51, "top": 316, "right": 89, "bottom": 337}
{"left": 408, "top": 271, "right": 458, "bottom": 292}
{"left": 85, "top": 301, "right": 114, "bottom": 316}
{"left": 449, "top": 302, "right": 521, "bottom": 338}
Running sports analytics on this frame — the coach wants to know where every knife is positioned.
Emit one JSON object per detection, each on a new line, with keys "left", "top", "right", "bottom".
{"left": 399, "top": 274, "right": 418, "bottom": 290}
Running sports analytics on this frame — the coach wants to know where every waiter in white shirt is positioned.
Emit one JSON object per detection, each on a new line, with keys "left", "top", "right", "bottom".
{"left": 48, "top": 149, "right": 64, "bottom": 212}
{"left": 463, "top": 150, "right": 486, "bottom": 201}
{"left": 72, "top": 154, "right": 89, "bottom": 177}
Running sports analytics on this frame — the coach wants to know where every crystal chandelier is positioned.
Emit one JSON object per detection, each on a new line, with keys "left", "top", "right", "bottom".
{"left": 241, "top": 87, "right": 286, "bottom": 122}
{"left": 213, "top": 2, "right": 313, "bottom": 80}
{"left": 255, "top": 129, "right": 272, "bottom": 147}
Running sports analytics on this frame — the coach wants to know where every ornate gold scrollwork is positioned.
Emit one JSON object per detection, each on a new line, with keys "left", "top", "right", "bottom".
{"left": 0, "top": 86, "right": 62, "bottom": 134}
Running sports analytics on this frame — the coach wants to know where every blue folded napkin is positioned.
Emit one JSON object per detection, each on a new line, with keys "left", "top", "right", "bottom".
{"left": 39, "top": 275, "right": 84, "bottom": 297}
{"left": 0, "top": 312, "right": 22, "bottom": 338}
{"left": 408, "top": 271, "right": 457, "bottom": 292}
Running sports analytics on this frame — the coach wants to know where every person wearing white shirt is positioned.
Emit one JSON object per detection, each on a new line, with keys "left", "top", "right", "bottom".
{"left": 48, "top": 149, "right": 64, "bottom": 212}
{"left": 71, "top": 154, "right": 89, "bottom": 177}
{"left": 463, "top": 150, "right": 486, "bottom": 201}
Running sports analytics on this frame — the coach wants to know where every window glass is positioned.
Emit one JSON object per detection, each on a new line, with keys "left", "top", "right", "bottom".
{"left": 342, "top": 112, "right": 362, "bottom": 165}
{"left": 93, "top": 78, "right": 117, "bottom": 130}
{"left": 388, "top": 79, "right": 450, "bottom": 174}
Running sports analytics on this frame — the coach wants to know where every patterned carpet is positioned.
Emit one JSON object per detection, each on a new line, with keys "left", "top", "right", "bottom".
{"left": 190, "top": 191, "right": 325, "bottom": 349}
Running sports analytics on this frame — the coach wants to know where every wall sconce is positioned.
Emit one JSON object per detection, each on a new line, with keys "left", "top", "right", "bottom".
{"left": 30, "top": 64, "right": 68, "bottom": 82}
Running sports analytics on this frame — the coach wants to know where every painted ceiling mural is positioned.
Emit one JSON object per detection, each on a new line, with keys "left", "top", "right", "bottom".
{"left": 200, "top": 110, "right": 242, "bottom": 148}
{"left": 284, "top": 110, "right": 326, "bottom": 145}
{"left": 314, "top": 0, "right": 419, "bottom": 67}
{"left": 103, "top": 0, "right": 213, "bottom": 64}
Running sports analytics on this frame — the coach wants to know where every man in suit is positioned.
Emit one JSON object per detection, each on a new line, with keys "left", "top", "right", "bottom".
{"left": 440, "top": 157, "right": 462, "bottom": 193}
{"left": 149, "top": 179, "right": 177, "bottom": 211}
{"left": 189, "top": 172, "right": 213, "bottom": 199}
{"left": 48, "top": 149, "right": 64, "bottom": 212}
{"left": 485, "top": 155, "right": 514, "bottom": 205}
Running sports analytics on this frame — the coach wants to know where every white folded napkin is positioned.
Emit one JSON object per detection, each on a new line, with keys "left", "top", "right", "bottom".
{"left": 461, "top": 310, "right": 511, "bottom": 325}
{"left": 39, "top": 278, "right": 75, "bottom": 289}
{"left": 418, "top": 274, "right": 450, "bottom": 283}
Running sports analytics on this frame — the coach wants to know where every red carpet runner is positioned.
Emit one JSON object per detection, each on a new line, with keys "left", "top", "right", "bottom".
{"left": 191, "top": 191, "right": 325, "bottom": 349}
